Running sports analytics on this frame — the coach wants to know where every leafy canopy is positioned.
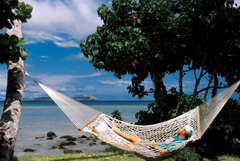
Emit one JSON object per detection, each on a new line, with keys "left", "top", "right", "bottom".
{"left": 80, "top": 1, "right": 240, "bottom": 155}
{"left": 80, "top": 0, "right": 240, "bottom": 100}
{"left": 0, "top": 0, "right": 32, "bottom": 64}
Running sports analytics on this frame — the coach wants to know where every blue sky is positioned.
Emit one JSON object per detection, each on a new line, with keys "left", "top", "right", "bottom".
{"left": 0, "top": 0, "right": 239, "bottom": 101}
{"left": 0, "top": 0, "right": 156, "bottom": 101}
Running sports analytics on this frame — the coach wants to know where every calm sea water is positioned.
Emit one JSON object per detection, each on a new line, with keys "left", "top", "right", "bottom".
{"left": 0, "top": 101, "right": 152, "bottom": 156}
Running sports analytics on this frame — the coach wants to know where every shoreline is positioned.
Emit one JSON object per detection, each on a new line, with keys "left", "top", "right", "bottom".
{"left": 14, "top": 131, "right": 108, "bottom": 157}
{"left": 0, "top": 101, "right": 149, "bottom": 157}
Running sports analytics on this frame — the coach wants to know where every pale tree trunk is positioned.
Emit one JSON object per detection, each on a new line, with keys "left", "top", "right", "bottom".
{"left": 152, "top": 67, "right": 167, "bottom": 96}
{"left": 0, "top": 19, "right": 24, "bottom": 161}
{"left": 151, "top": 67, "right": 168, "bottom": 122}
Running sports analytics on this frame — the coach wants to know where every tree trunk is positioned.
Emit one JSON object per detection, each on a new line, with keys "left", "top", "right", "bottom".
{"left": 151, "top": 67, "right": 168, "bottom": 122}
{"left": 151, "top": 67, "right": 167, "bottom": 96}
{"left": 0, "top": 19, "right": 24, "bottom": 161}
{"left": 179, "top": 68, "right": 184, "bottom": 96}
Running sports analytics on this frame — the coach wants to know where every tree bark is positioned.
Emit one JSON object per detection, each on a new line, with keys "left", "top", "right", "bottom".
{"left": 151, "top": 67, "right": 168, "bottom": 122}
{"left": 179, "top": 68, "right": 184, "bottom": 96}
{"left": 151, "top": 67, "right": 167, "bottom": 96}
{"left": 0, "top": 19, "right": 24, "bottom": 161}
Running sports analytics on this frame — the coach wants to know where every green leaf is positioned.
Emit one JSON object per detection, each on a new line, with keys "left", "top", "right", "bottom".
{"left": 15, "top": 38, "right": 25, "bottom": 46}
{"left": 175, "top": 13, "right": 180, "bottom": 18}
{"left": 11, "top": 52, "right": 19, "bottom": 63}
{"left": 98, "top": 61, "right": 104, "bottom": 67}
{"left": 10, "top": 35, "right": 19, "bottom": 45}
{"left": 19, "top": 47, "right": 27, "bottom": 60}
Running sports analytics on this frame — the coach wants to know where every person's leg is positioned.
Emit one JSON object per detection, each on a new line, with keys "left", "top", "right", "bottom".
{"left": 112, "top": 120, "right": 142, "bottom": 143}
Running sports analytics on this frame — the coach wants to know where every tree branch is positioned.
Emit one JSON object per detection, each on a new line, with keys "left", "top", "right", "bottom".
{"left": 197, "top": 85, "right": 228, "bottom": 94}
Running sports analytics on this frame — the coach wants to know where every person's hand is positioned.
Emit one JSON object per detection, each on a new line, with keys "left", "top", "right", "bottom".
{"left": 150, "top": 140, "right": 156, "bottom": 144}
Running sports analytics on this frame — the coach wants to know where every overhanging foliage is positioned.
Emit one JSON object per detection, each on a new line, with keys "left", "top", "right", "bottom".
{"left": 0, "top": 0, "right": 32, "bottom": 64}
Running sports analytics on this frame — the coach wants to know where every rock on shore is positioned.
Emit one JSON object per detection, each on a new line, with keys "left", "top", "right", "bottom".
{"left": 22, "top": 131, "right": 108, "bottom": 155}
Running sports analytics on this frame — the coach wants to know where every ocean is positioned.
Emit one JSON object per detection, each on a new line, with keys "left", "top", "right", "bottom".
{"left": 0, "top": 101, "right": 152, "bottom": 157}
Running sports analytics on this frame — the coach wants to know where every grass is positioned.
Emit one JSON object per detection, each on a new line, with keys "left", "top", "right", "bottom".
{"left": 217, "top": 155, "right": 240, "bottom": 161}
{"left": 14, "top": 151, "right": 144, "bottom": 161}
{"left": 14, "top": 152, "right": 240, "bottom": 161}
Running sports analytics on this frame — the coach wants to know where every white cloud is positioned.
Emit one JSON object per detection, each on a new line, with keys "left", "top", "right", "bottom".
{"left": 23, "top": 31, "right": 79, "bottom": 47}
{"left": 83, "top": 72, "right": 101, "bottom": 77}
{"left": 59, "top": 85, "right": 96, "bottom": 93}
{"left": 99, "top": 79, "right": 154, "bottom": 90}
{"left": 40, "top": 56, "right": 52, "bottom": 60}
{"left": 0, "top": 70, "right": 7, "bottom": 91}
{"left": 38, "top": 74, "right": 76, "bottom": 86}
{"left": 54, "top": 40, "right": 79, "bottom": 47}
{"left": 23, "top": 72, "right": 103, "bottom": 98}
{"left": 28, "top": 72, "right": 102, "bottom": 86}
{"left": 99, "top": 80, "right": 131, "bottom": 86}
{"left": 63, "top": 52, "right": 89, "bottom": 61}
{"left": 23, "top": 0, "right": 105, "bottom": 46}
{"left": 0, "top": 91, "right": 6, "bottom": 100}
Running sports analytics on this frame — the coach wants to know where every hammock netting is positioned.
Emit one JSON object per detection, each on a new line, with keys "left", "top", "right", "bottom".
{"left": 35, "top": 80, "right": 240, "bottom": 161}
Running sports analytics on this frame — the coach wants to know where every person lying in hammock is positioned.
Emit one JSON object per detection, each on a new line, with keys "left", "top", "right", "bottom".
{"left": 92, "top": 121, "right": 194, "bottom": 156}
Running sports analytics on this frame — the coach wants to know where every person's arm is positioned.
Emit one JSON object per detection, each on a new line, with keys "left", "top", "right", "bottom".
{"left": 150, "top": 140, "right": 170, "bottom": 156}
{"left": 92, "top": 126, "right": 135, "bottom": 151}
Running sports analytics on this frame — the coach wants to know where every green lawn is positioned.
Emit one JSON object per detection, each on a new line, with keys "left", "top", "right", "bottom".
{"left": 14, "top": 152, "right": 143, "bottom": 161}
{"left": 14, "top": 152, "right": 240, "bottom": 161}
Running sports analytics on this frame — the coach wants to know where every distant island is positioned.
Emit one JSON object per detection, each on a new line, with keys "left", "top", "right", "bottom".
{"left": 28, "top": 95, "right": 98, "bottom": 101}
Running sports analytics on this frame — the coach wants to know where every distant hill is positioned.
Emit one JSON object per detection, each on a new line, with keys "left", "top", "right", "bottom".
{"left": 72, "top": 95, "right": 98, "bottom": 101}
{"left": 28, "top": 95, "right": 98, "bottom": 101}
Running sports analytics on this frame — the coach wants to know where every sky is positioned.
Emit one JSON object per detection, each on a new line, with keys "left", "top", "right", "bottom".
{"left": 0, "top": 0, "right": 156, "bottom": 101}
{"left": 0, "top": 0, "right": 240, "bottom": 101}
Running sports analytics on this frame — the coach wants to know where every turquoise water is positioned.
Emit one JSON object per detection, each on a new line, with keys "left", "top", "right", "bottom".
{"left": 19, "top": 100, "right": 151, "bottom": 122}
{"left": 0, "top": 101, "right": 152, "bottom": 156}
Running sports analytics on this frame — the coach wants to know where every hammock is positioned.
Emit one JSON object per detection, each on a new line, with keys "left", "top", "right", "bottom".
{"left": 26, "top": 73, "right": 240, "bottom": 160}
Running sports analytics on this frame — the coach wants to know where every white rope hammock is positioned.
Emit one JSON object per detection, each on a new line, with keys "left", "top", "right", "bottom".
{"left": 27, "top": 74, "right": 240, "bottom": 160}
